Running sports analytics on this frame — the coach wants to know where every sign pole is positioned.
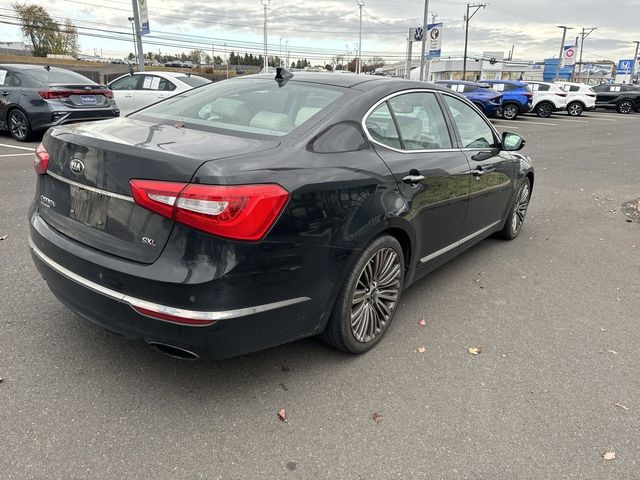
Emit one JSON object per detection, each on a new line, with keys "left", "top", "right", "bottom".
{"left": 418, "top": 0, "right": 430, "bottom": 81}
{"left": 405, "top": 28, "right": 412, "bottom": 79}
{"left": 131, "top": 0, "right": 145, "bottom": 71}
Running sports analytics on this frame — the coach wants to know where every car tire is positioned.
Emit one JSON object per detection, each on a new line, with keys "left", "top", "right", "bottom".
{"left": 8, "top": 108, "right": 32, "bottom": 142}
{"left": 616, "top": 100, "right": 634, "bottom": 114}
{"left": 567, "top": 101, "right": 584, "bottom": 116}
{"left": 535, "top": 102, "right": 553, "bottom": 118}
{"left": 497, "top": 177, "right": 531, "bottom": 240}
{"left": 502, "top": 104, "right": 519, "bottom": 120}
{"left": 321, "top": 234, "right": 405, "bottom": 354}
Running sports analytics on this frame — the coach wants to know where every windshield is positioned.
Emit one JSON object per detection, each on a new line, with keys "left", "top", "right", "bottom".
{"left": 178, "top": 75, "right": 210, "bottom": 88}
{"left": 132, "top": 78, "right": 345, "bottom": 136}
{"left": 25, "top": 68, "right": 95, "bottom": 84}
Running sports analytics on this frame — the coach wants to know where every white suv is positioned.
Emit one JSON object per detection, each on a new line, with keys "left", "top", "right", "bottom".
{"left": 525, "top": 81, "right": 568, "bottom": 117}
{"left": 554, "top": 82, "right": 597, "bottom": 116}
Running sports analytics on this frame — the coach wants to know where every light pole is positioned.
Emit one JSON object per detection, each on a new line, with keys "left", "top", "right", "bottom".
{"left": 555, "top": 25, "right": 573, "bottom": 81}
{"left": 261, "top": 0, "right": 270, "bottom": 71}
{"left": 128, "top": 16, "right": 137, "bottom": 64}
{"left": 632, "top": 41, "right": 640, "bottom": 84}
{"left": 285, "top": 40, "right": 289, "bottom": 68}
{"left": 356, "top": 0, "right": 364, "bottom": 74}
{"left": 130, "top": 0, "right": 145, "bottom": 71}
{"left": 462, "top": 3, "right": 486, "bottom": 80}
{"left": 418, "top": 0, "right": 430, "bottom": 81}
{"left": 576, "top": 27, "right": 596, "bottom": 82}
{"left": 279, "top": 37, "right": 283, "bottom": 67}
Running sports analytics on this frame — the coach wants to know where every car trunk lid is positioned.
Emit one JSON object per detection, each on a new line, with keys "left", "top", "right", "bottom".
{"left": 37, "top": 117, "right": 279, "bottom": 263}
{"left": 40, "top": 83, "right": 114, "bottom": 108}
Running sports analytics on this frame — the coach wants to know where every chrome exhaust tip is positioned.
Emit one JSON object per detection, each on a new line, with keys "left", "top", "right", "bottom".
{"left": 148, "top": 341, "right": 199, "bottom": 360}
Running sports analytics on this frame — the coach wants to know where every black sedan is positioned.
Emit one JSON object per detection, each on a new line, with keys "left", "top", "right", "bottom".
{"left": 0, "top": 64, "right": 119, "bottom": 141}
{"left": 29, "top": 71, "right": 534, "bottom": 360}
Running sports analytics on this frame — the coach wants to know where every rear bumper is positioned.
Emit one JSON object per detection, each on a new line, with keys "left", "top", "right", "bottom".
{"left": 34, "top": 108, "right": 120, "bottom": 131}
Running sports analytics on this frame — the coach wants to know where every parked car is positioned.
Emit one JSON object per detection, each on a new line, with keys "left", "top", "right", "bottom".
{"left": 0, "top": 64, "right": 118, "bottom": 141}
{"left": 524, "top": 81, "right": 568, "bottom": 117}
{"left": 435, "top": 80, "right": 502, "bottom": 117}
{"left": 165, "top": 60, "right": 184, "bottom": 68}
{"left": 478, "top": 80, "right": 533, "bottom": 120}
{"left": 554, "top": 81, "right": 597, "bottom": 116}
{"left": 182, "top": 61, "right": 195, "bottom": 69}
{"left": 108, "top": 71, "right": 210, "bottom": 115}
{"left": 592, "top": 83, "right": 640, "bottom": 113}
{"left": 29, "top": 72, "right": 533, "bottom": 360}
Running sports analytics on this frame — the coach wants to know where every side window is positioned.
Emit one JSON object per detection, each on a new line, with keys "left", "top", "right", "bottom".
{"left": 365, "top": 102, "right": 402, "bottom": 149}
{"left": 0, "top": 69, "right": 7, "bottom": 86}
{"left": 463, "top": 85, "right": 477, "bottom": 93}
{"left": 158, "top": 78, "right": 176, "bottom": 91}
{"left": 387, "top": 92, "right": 452, "bottom": 150}
{"left": 569, "top": 85, "right": 580, "bottom": 92}
{"left": 504, "top": 83, "right": 517, "bottom": 91}
{"left": 443, "top": 95, "right": 497, "bottom": 149}
{"left": 537, "top": 84, "right": 550, "bottom": 91}
{"left": 610, "top": 86, "right": 621, "bottom": 92}
{"left": 0, "top": 70, "right": 20, "bottom": 87}
{"left": 452, "top": 84, "right": 465, "bottom": 93}
{"left": 493, "top": 83, "right": 505, "bottom": 92}
{"left": 110, "top": 76, "right": 140, "bottom": 90}
{"left": 529, "top": 83, "right": 540, "bottom": 91}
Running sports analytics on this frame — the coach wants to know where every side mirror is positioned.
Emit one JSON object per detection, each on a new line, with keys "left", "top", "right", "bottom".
{"left": 502, "top": 131, "right": 525, "bottom": 151}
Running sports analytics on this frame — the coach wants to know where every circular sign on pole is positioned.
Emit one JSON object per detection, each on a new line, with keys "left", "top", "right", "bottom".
{"left": 430, "top": 28, "right": 440, "bottom": 40}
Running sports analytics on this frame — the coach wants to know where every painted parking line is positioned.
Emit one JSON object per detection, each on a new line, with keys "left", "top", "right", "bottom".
{"left": 0, "top": 142, "right": 35, "bottom": 151}
{"left": 0, "top": 153, "right": 34, "bottom": 157}
{"left": 491, "top": 120, "right": 557, "bottom": 126}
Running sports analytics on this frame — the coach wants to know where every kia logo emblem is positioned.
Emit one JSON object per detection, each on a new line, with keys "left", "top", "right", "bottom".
{"left": 70, "top": 158, "right": 85, "bottom": 174}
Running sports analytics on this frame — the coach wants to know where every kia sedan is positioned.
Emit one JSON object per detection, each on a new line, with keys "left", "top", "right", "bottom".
{"left": 0, "top": 64, "right": 118, "bottom": 141}
{"left": 29, "top": 71, "right": 534, "bottom": 360}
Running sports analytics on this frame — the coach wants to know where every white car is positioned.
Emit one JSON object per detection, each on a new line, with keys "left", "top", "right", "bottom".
{"left": 554, "top": 81, "right": 597, "bottom": 116}
{"left": 525, "top": 81, "right": 568, "bottom": 118}
{"left": 108, "top": 72, "right": 210, "bottom": 115}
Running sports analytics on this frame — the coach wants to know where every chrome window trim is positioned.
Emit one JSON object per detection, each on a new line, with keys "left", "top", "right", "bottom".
{"left": 419, "top": 220, "right": 501, "bottom": 263}
{"left": 47, "top": 171, "right": 134, "bottom": 203}
{"left": 29, "top": 238, "right": 311, "bottom": 325}
{"left": 362, "top": 88, "right": 501, "bottom": 154}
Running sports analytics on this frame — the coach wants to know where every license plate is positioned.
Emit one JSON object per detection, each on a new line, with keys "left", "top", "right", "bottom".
{"left": 80, "top": 95, "right": 97, "bottom": 105}
{"left": 70, "top": 185, "right": 109, "bottom": 228}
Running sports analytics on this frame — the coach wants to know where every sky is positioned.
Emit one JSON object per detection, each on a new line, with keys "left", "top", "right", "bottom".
{"left": 0, "top": 0, "right": 639, "bottom": 65}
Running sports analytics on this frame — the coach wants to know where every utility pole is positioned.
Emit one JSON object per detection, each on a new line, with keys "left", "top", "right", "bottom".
{"left": 279, "top": 37, "right": 283, "bottom": 67}
{"left": 128, "top": 17, "right": 137, "bottom": 64}
{"left": 576, "top": 27, "right": 596, "bottom": 82}
{"left": 130, "top": 0, "right": 145, "bottom": 71}
{"left": 225, "top": 43, "right": 229, "bottom": 78}
{"left": 262, "top": 0, "right": 270, "bottom": 71}
{"left": 462, "top": 3, "right": 486, "bottom": 80}
{"left": 356, "top": 0, "right": 364, "bottom": 74}
{"left": 418, "top": 0, "right": 430, "bottom": 81}
{"left": 211, "top": 44, "right": 215, "bottom": 67}
{"left": 632, "top": 41, "right": 640, "bottom": 84}
{"left": 555, "top": 25, "right": 573, "bottom": 81}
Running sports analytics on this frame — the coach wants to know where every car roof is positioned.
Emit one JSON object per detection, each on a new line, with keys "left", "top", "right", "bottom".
{"left": 235, "top": 73, "right": 454, "bottom": 94}
{"left": 436, "top": 80, "right": 482, "bottom": 86}
{"left": 481, "top": 79, "right": 527, "bottom": 86}
{"left": 0, "top": 63, "right": 73, "bottom": 72}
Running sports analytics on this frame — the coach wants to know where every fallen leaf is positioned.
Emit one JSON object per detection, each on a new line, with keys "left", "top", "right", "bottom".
{"left": 371, "top": 412, "right": 383, "bottom": 423}
{"left": 607, "top": 349, "right": 618, "bottom": 355}
{"left": 418, "top": 318, "right": 426, "bottom": 326}
{"left": 478, "top": 271, "right": 486, "bottom": 276}
{"left": 277, "top": 408, "right": 286, "bottom": 422}
{"left": 417, "top": 346, "right": 426, "bottom": 353}
{"left": 0, "top": 235, "right": 6, "bottom": 241}
{"left": 602, "top": 451, "right": 616, "bottom": 461}
{"left": 614, "top": 403, "right": 629, "bottom": 410}
{"left": 467, "top": 347, "right": 482, "bottom": 355}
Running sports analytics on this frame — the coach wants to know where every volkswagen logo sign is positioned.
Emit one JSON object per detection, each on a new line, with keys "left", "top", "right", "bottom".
{"left": 413, "top": 27, "right": 424, "bottom": 41}
{"left": 69, "top": 158, "right": 85, "bottom": 174}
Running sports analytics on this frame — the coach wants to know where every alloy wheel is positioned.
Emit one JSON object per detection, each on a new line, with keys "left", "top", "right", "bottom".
{"left": 350, "top": 247, "right": 401, "bottom": 343}
{"left": 567, "top": 103, "right": 583, "bottom": 116}
{"left": 511, "top": 182, "right": 530, "bottom": 234}
{"left": 503, "top": 105, "right": 518, "bottom": 120}
{"left": 617, "top": 101, "right": 633, "bottom": 114}
{"left": 9, "top": 111, "right": 28, "bottom": 141}
{"left": 537, "top": 103, "right": 552, "bottom": 118}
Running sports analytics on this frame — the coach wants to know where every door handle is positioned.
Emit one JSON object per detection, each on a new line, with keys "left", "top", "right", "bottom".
{"left": 124, "top": 94, "right": 133, "bottom": 98}
{"left": 402, "top": 174, "right": 425, "bottom": 186}
{"left": 1, "top": 91, "right": 9, "bottom": 96}
{"left": 470, "top": 168, "right": 485, "bottom": 178}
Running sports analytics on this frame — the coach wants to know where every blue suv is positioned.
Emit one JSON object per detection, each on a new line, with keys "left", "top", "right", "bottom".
{"left": 436, "top": 80, "right": 502, "bottom": 117}
{"left": 479, "top": 80, "right": 533, "bottom": 120}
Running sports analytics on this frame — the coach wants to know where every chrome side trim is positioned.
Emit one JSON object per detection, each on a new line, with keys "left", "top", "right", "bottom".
{"left": 419, "top": 220, "right": 501, "bottom": 263}
{"left": 29, "top": 238, "right": 311, "bottom": 324}
{"left": 47, "top": 171, "right": 134, "bottom": 203}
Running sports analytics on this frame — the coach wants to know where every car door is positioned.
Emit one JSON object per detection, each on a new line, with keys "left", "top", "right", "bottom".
{"left": 133, "top": 75, "right": 176, "bottom": 111}
{"left": 0, "top": 68, "right": 11, "bottom": 122}
{"left": 441, "top": 93, "right": 516, "bottom": 237}
{"left": 365, "top": 91, "right": 471, "bottom": 263}
{"left": 593, "top": 84, "right": 620, "bottom": 106}
{"left": 108, "top": 75, "right": 141, "bottom": 114}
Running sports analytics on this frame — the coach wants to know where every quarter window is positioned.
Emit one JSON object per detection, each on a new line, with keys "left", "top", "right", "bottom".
{"left": 387, "top": 92, "right": 452, "bottom": 150}
{"left": 443, "top": 95, "right": 497, "bottom": 149}
{"left": 110, "top": 76, "right": 141, "bottom": 90}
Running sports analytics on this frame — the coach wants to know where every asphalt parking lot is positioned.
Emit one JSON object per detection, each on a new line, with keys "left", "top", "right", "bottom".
{"left": 1, "top": 109, "right": 639, "bottom": 479}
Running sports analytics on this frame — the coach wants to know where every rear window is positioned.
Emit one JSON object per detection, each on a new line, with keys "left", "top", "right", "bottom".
{"left": 24, "top": 68, "right": 95, "bottom": 84}
{"left": 133, "top": 79, "right": 344, "bottom": 136}
{"left": 178, "top": 75, "right": 210, "bottom": 88}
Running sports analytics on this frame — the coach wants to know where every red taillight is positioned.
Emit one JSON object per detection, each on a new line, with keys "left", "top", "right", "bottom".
{"left": 38, "top": 89, "right": 113, "bottom": 99}
{"left": 34, "top": 143, "right": 49, "bottom": 174}
{"left": 131, "top": 305, "right": 216, "bottom": 326}
{"left": 38, "top": 90, "right": 72, "bottom": 99}
{"left": 129, "top": 180, "right": 289, "bottom": 241}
